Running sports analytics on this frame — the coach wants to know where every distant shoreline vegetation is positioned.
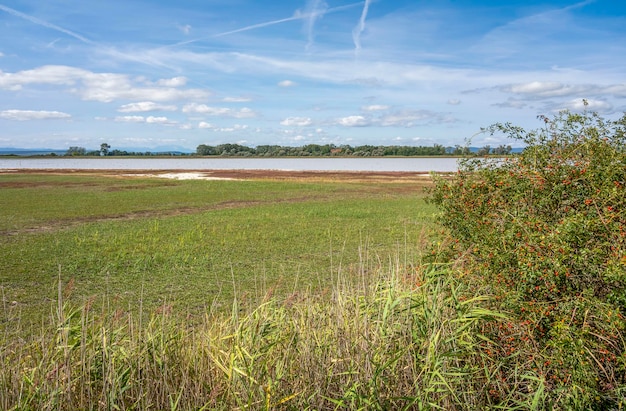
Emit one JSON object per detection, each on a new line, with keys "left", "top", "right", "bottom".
{"left": 1, "top": 143, "right": 517, "bottom": 157}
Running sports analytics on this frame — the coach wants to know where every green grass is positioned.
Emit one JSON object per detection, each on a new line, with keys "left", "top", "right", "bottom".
{"left": 1, "top": 173, "right": 435, "bottom": 332}
{"left": 3, "top": 172, "right": 623, "bottom": 409}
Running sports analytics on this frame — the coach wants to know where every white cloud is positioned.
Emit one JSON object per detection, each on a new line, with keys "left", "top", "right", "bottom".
{"left": 334, "top": 109, "right": 458, "bottom": 128}
{"left": 222, "top": 96, "right": 252, "bottom": 102}
{"left": 337, "top": 115, "right": 369, "bottom": 127}
{"left": 502, "top": 81, "right": 587, "bottom": 98}
{"left": 156, "top": 76, "right": 187, "bottom": 87}
{"left": 118, "top": 101, "right": 178, "bottom": 112}
{"left": 280, "top": 116, "right": 313, "bottom": 126}
{"left": 198, "top": 121, "right": 214, "bottom": 129}
{"left": 301, "top": 0, "right": 328, "bottom": 49}
{"left": 362, "top": 104, "right": 389, "bottom": 111}
{"left": 211, "top": 124, "right": 249, "bottom": 132}
{"left": 182, "top": 103, "right": 257, "bottom": 118}
{"left": 0, "top": 65, "right": 209, "bottom": 102}
{"left": 278, "top": 80, "right": 296, "bottom": 87}
{"left": 113, "top": 115, "right": 177, "bottom": 125}
{"left": 114, "top": 115, "right": 145, "bottom": 123}
{"left": 447, "top": 99, "right": 461, "bottom": 105}
{"left": 352, "top": 0, "right": 371, "bottom": 51}
{"left": 380, "top": 110, "right": 457, "bottom": 127}
{"left": 0, "top": 109, "right": 71, "bottom": 121}
{"left": 178, "top": 24, "right": 191, "bottom": 35}
{"left": 498, "top": 81, "right": 624, "bottom": 100}
{"left": 146, "top": 116, "right": 175, "bottom": 124}
{"left": 555, "top": 98, "right": 613, "bottom": 113}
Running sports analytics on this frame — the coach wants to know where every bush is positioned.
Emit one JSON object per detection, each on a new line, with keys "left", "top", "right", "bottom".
{"left": 429, "top": 105, "right": 626, "bottom": 408}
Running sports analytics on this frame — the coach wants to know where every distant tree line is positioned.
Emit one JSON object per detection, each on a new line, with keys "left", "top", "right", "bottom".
{"left": 63, "top": 142, "right": 513, "bottom": 157}
{"left": 196, "top": 143, "right": 513, "bottom": 157}
{"left": 64, "top": 144, "right": 187, "bottom": 157}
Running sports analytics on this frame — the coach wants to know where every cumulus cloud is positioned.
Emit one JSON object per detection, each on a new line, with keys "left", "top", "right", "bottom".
{"left": 0, "top": 65, "right": 209, "bottom": 102}
{"left": 118, "top": 101, "right": 178, "bottom": 112}
{"left": 182, "top": 103, "right": 257, "bottom": 118}
{"left": 114, "top": 115, "right": 145, "bottom": 123}
{"left": 337, "top": 115, "right": 369, "bottom": 127}
{"left": 0, "top": 109, "right": 71, "bottom": 121}
{"left": 278, "top": 80, "right": 296, "bottom": 87}
{"left": 146, "top": 116, "right": 172, "bottom": 124}
{"left": 198, "top": 121, "right": 214, "bottom": 129}
{"left": 280, "top": 117, "right": 313, "bottom": 126}
{"left": 113, "top": 115, "right": 177, "bottom": 124}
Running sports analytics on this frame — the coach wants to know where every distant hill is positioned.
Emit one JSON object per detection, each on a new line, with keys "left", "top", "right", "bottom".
{"left": 0, "top": 148, "right": 67, "bottom": 156}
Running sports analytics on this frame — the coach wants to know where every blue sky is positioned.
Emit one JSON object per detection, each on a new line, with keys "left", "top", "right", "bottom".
{"left": 0, "top": 0, "right": 625, "bottom": 151}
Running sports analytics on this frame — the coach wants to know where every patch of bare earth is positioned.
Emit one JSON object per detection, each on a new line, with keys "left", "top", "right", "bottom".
{"left": 0, "top": 168, "right": 436, "bottom": 183}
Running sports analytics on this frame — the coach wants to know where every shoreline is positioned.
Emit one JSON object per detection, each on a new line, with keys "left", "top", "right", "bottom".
{"left": 0, "top": 168, "right": 439, "bottom": 183}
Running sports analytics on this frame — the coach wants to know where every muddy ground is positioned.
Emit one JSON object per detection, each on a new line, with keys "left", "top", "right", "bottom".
{"left": 1, "top": 168, "right": 439, "bottom": 185}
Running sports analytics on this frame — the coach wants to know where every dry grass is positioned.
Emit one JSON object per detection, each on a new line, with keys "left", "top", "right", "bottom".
{"left": 0, "top": 257, "right": 503, "bottom": 410}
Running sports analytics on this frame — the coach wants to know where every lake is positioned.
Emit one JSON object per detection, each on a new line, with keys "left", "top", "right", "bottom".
{"left": 0, "top": 157, "right": 461, "bottom": 172}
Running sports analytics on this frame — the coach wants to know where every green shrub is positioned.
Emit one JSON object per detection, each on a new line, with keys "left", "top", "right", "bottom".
{"left": 429, "top": 105, "right": 626, "bottom": 408}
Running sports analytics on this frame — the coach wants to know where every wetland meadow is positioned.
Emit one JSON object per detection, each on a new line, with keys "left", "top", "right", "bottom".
{"left": 2, "top": 108, "right": 625, "bottom": 411}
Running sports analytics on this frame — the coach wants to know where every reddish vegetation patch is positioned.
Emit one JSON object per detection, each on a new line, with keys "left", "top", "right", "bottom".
{"left": 1, "top": 168, "right": 435, "bottom": 184}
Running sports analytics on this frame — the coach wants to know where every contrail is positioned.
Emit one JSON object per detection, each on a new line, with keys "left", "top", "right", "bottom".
{"left": 0, "top": 4, "right": 185, "bottom": 76}
{"left": 352, "top": 0, "right": 371, "bottom": 51}
{"left": 0, "top": 4, "right": 94, "bottom": 44}
{"left": 169, "top": 1, "right": 364, "bottom": 48}
{"left": 214, "top": 15, "right": 299, "bottom": 38}
{"left": 303, "top": 0, "right": 328, "bottom": 49}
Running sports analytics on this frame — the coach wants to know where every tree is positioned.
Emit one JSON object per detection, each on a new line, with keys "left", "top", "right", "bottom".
{"left": 492, "top": 144, "right": 512, "bottom": 155}
{"left": 65, "top": 146, "right": 86, "bottom": 156}
{"left": 476, "top": 144, "right": 491, "bottom": 156}
{"left": 100, "top": 143, "right": 111, "bottom": 156}
{"left": 430, "top": 106, "right": 626, "bottom": 407}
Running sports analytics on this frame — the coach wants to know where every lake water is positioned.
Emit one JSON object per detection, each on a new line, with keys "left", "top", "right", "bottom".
{"left": 0, "top": 157, "right": 460, "bottom": 172}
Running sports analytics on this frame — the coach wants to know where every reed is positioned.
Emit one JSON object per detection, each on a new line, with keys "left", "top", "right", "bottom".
{"left": 0, "top": 254, "right": 503, "bottom": 410}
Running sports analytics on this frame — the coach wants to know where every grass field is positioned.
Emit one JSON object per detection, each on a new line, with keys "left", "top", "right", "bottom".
{"left": 4, "top": 169, "right": 620, "bottom": 409}
{"left": 0, "top": 171, "right": 435, "bottom": 332}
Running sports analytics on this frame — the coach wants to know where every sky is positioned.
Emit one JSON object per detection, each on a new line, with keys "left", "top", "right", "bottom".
{"left": 0, "top": 0, "right": 625, "bottom": 151}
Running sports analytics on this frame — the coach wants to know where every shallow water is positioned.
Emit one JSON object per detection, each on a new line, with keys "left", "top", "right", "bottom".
{"left": 0, "top": 157, "right": 460, "bottom": 172}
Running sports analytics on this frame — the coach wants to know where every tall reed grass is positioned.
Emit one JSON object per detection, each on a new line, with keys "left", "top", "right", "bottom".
{"left": 0, "top": 256, "right": 506, "bottom": 410}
